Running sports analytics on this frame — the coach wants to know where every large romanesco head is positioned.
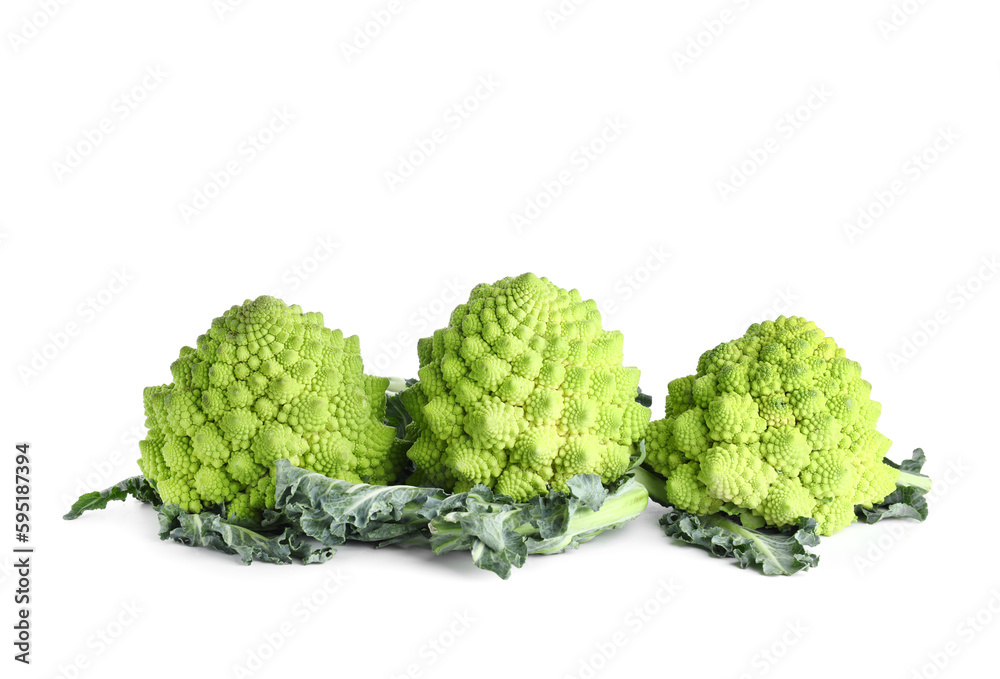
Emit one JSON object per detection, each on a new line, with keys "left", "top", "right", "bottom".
{"left": 644, "top": 316, "right": 900, "bottom": 536}
{"left": 401, "top": 273, "right": 651, "bottom": 501}
{"left": 137, "top": 296, "right": 403, "bottom": 519}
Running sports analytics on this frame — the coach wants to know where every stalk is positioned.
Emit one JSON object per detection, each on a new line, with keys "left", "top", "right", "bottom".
{"left": 896, "top": 468, "right": 932, "bottom": 493}
{"left": 528, "top": 478, "right": 649, "bottom": 555}
{"left": 631, "top": 466, "right": 672, "bottom": 507}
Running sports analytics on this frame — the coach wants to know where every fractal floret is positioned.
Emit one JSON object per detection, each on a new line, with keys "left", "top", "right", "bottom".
{"left": 401, "top": 273, "right": 651, "bottom": 501}
{"left": 137, "top": 296, "right": 402, "bottom": 518}
{"left": 644, "top": 316, "right": 899, "bottom": 536}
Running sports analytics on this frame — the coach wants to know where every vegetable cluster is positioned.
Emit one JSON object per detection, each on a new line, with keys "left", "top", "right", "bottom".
{"left": 66, "top": 275, "right": 932, "bottom": 577}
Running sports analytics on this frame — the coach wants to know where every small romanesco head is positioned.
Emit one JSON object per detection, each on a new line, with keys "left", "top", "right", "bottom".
{"left": 137, "top": 296, "right": 403, "bottom": 519}
{"left": 401, "top": 273, "right": 651, "bottom": 500}
{"left": 644, "top": 316, "right": 899, "bottom": 536}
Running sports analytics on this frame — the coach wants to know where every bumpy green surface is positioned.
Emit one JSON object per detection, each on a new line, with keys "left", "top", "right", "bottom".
{"left": 137, "top": 296, "right": 402, "bottom": 519}
{"left": 402, "top": 273, "right": 651, "bottom": 501}
{"left": 645, "top": 316, "right": 899, "bottom": 536}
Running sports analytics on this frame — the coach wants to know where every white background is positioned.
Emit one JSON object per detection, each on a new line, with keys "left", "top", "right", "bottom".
{"left": 2, "top": 1, "right": 998, "bottom": 678}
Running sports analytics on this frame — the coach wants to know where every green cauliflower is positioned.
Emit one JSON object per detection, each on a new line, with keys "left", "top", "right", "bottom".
{"left": 137, "top": 296, "right": 403, "bottom": 519}
{"left": 644, "top": 315, "right": 899, "bottom": 536}
{"left": 402, "top": 273, "right": 651, "bottom": 501}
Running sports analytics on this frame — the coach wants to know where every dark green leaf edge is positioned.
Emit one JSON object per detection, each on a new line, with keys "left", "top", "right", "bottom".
{"left": 660, "top": 510, "right": 820, "bottom": 576}
{"left": 274, "top": 455, "right": 649, "bottom": 579}
{"left": 63, "top": 456, "right": 649, "bottom": 578}
{"left": 640, "top": 448, "right": 931, "bottom": 576}
{"left": 635, "top": 386, "right": 653, "bottom": 409}
{"left": 856, "top": 448, "right": 931, "bottom": 524}
{"left": 63, "top": 475, "right": 161, "bottom": 519}
{"left": 384, "top": 377, "right": 418, "bottom": 439}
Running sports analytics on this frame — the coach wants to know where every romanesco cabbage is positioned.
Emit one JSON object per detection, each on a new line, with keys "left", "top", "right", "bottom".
{"left": 401, "top": 273, "right": 651, "bottom": 500}
{"left": 644, "top": 315, "right": 899, "bottom": 536}
{"left": 137, "top": 296, "right": 403, "bottom": 519}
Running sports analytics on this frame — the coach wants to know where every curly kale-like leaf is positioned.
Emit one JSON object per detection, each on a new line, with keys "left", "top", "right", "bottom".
{"left": 274, "top": 458, "right": 648, "bottom": 579}
{"left": 156, "top": 505, "right": 334, "bottom": 565}
{"left": 640, "top": 448, "right": 932, "bottom": 575}
{"left": 524, "top": 475, "right": 648, "bottom": 555}
{"left": 62, "top": 475, "right": 161, "bottom": 519}
{"left": 421, "top": 473, "right": 647, "bottom": 577}
{"left": 63, "top": 474, "right": 334, "bottom": 564}
{"left": 856, "top": 448, "right": 932, "bottom": 524}
{"left": 856, "top": 486, "right": 928, "bottom": 523}
{"left": 660, "top": 510, "right": 820, "bottom": 576}
{"left": 274, "top": 460, "right": 447, "bottom": 547}
{"left": 66, "top": 457, "right": 648, "bottom": 577}
{"left": 428, "top": 489, "right": 532, "bottom": 576}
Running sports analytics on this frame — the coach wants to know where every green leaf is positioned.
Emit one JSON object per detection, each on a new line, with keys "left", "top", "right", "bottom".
{"left": 635, "top": 386, "right": 653, "bottom": 409}
{"left": 633, "top": 466, "right": 671, "bottom": 507}
{"left": 156, "top": 505, "right": 335, "bottom": 566}
{"left": 428, "top": 489, "right": 531, "bottom": 576}
{"left": 856, "top": 486, "right": 928, "bottom": 523}
{"left": 384, "top": 378, "right": 418, "bottom": 439}
{"left": 63, "top": 473, "right": 335, "bottom": 564}
{"left": 896, "top": 448, "right": 927, "bottom": 476}
{"left": 856, "top": 448, "right": 931, "bottom": 524}
{"left": 274, "top": 460, "right": 447, "bottom": 547}
{"left": 62, "top": 475, "right": 161, "bottom": 520}
{"left": 65, "top": 458, "right": 648, "bottom": 577}
{"left": 640, "top": 449, "right": 933, "bottom": 575}
{"left": 274, "top": 458, "right": 648, "bottom": 579}
{"left": 421, "top": 475, "right": 647, "bottom": 578}
{"left": 660, "top": 510, "right": 820, "bottom": 576}
{"left": 524, "top": 476, "right": 648, "bottom": 556}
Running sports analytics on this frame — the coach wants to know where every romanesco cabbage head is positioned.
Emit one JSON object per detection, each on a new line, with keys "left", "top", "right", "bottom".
{"left": 137, "top": 296, "right": 403, "bottom": 519}
{"left": 401, "top": 273, "right": 651, "bottom": 501}
{"left": 644, "top": 316, "right": 899, "bottom": 536}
